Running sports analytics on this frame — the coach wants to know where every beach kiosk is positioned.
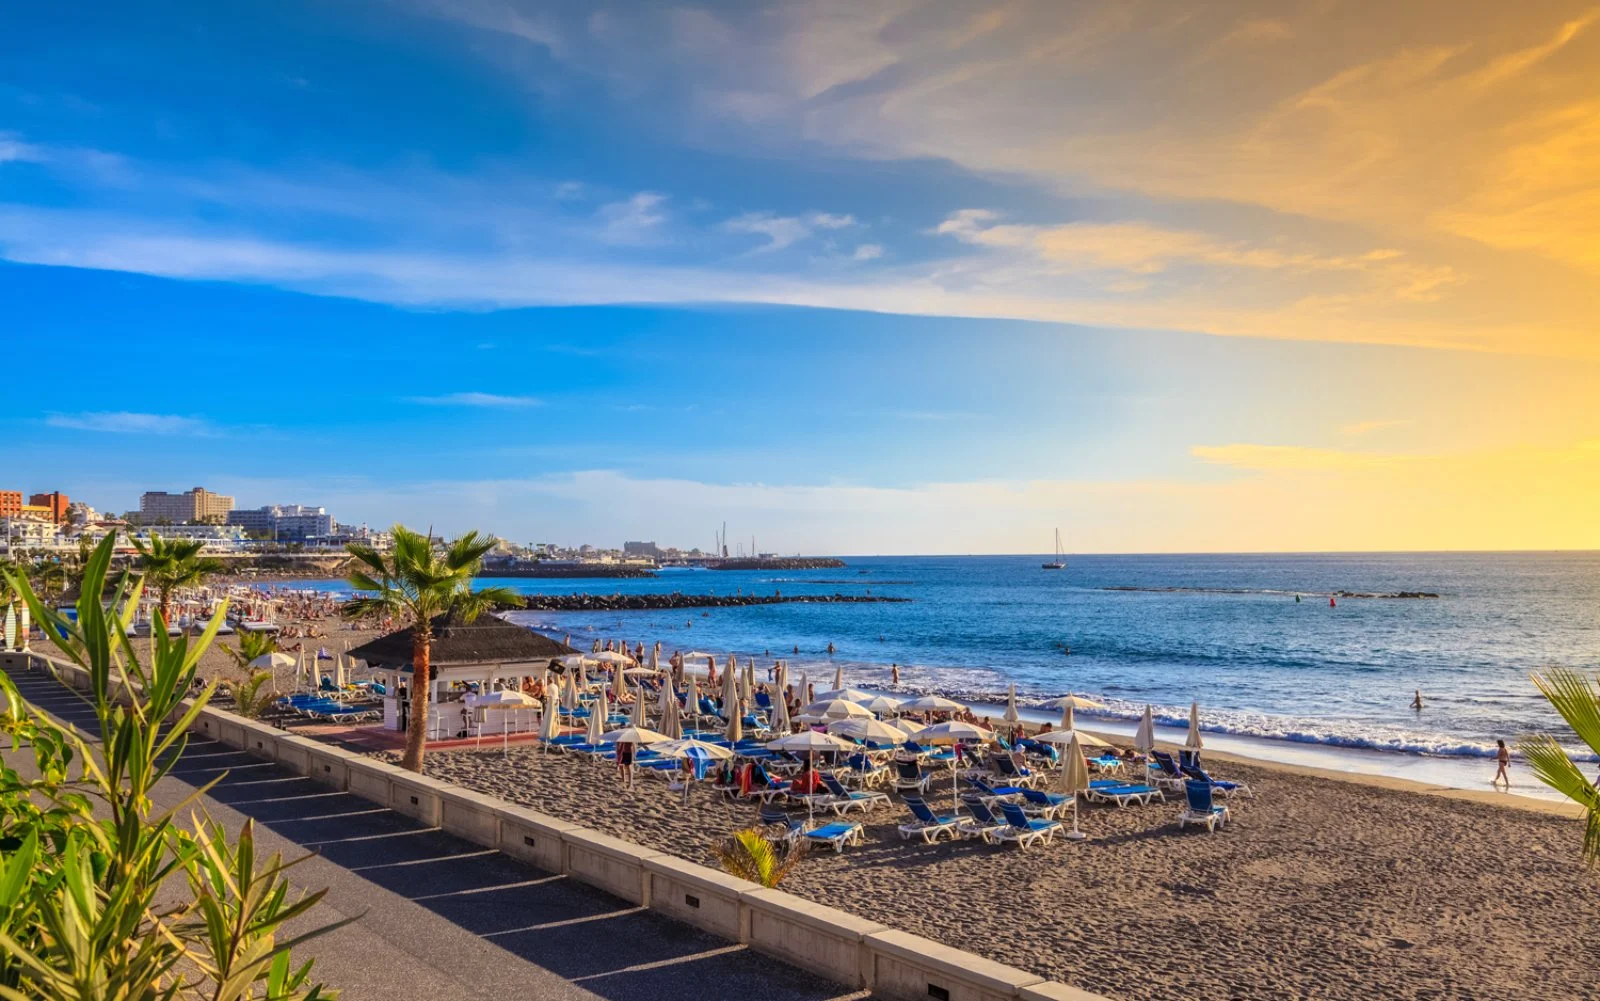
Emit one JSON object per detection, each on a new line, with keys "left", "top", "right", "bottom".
{"left": 347, "top": 608, "right": 576, "bottom": 740}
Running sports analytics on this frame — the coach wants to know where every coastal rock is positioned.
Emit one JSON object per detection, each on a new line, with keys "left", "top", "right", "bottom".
{"left": 509, "top": 592, "right": 909, "bottom": 611}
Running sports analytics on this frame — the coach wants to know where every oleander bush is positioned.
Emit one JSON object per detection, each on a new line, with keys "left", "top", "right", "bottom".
{"left": 0, "top": 533, "right": 347, "bottom": 1001}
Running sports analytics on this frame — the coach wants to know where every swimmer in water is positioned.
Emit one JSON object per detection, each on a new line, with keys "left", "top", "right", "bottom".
{"left": 827, "top": 641, "right": 836, "bottom": 655}
{"left": 1411, "top": 689, "right": 1423, "bottom": 711}
{"left": 891, "top": 663, "right": 900, "bottom": 684}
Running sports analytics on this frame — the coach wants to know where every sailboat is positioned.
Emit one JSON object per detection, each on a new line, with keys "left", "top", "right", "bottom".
{"left": 1042, "top": 528, "right": 1066, "bottom": 570}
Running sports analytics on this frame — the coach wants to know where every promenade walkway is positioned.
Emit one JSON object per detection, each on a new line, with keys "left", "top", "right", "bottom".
{"left": 8, "top": 666, "right": 871, "bottom": 1001}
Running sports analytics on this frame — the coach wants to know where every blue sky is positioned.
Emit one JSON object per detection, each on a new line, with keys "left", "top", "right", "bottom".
{"left": 4, "top": 2, "right": 1598, "bottom": 552}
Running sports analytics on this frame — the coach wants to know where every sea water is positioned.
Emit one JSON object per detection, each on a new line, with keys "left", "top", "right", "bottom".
{"left": 304, "top": 552, "right": 1600, "bottom": 790}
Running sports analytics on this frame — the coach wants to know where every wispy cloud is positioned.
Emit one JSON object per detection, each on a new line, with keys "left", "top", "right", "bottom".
{"left": 407, "top": 392, "right": 542, "bottom": 407}
{"left": 1339, "top": 419, "right": 1410, "bottom": 436}
{"left": 597, "top": 192, "right": 668, "bottom": 244}
{"left": 45, "top": 411, "right": 215, "bottom": 435}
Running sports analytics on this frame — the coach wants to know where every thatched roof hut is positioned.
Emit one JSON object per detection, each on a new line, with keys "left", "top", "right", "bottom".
{"left": 347, "top": 608, "right": 574, "bottom": 685}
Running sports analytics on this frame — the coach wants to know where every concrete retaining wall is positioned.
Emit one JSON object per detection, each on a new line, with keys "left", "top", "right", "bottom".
{"left": 13, "top": 651, "right": 1113, "bottom": 1001}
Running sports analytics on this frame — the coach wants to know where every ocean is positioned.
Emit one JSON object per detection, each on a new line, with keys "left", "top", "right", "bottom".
{"left": 302, "top": 551, "right": 1600, "bottom": 771}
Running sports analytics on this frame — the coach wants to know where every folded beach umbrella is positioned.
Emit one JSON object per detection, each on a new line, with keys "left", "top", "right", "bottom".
{"left": 900, "top": 695, "right": 968, "bottom": 715}
{"left": 684, "top": 673, "right": 700, "bottom": 724}
{"left": 294, "top": 649, "right": 306, "bottom": 691}
{"left": 540, "top": 690, "right": 562, "bottom": 742}
{"left": 631, "top": 679, "right": 647, "bottom": 727}
{"left": 562, "top": 672, "right": 578, "bottom": 711}
{"left": 771, "top": 664, "right": 791, "bottom": 734}
{"left": 1135, "top": 705, "right": 1156, "bottom": 754}
{"left": 1003, "top": 683, "right": 1021, "bottom": 731}
{"left": 586, "top": 699, "right": 605, "bottom": 745}
{"left": 832, "top": 664, "right": 843, "bottom": 690}
{"left": 657, "top": 672, "right": 676, "bottom": 718}
{"left": 334, "top": 654, "right": 347, "bottom": 691}
{"left": 723, "top": 661, "right": 742, "bottom": 743}
{"left": 1186, "top": 700, "right": 1204, "bottom": 750}
{"left": 1062, "top": 732, "right": 1091, "bottom": 840}
{"left": 663, "top": 694, "right": 682, "bottom": 739}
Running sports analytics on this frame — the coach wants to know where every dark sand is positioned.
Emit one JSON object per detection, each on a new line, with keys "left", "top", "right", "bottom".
{"left": 396, "top": 744, "right": 1600, "bottom": 1001}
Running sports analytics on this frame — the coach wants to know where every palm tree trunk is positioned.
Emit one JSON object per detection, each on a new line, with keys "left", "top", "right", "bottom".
{"left": 159, "top": 587, "right": 173, "bottom": 630}
{"left": 401, "top": 627, "right": 432, "bottom": 772}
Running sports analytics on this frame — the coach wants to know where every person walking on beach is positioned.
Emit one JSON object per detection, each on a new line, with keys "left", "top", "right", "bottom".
{"left": 617, "top": 740, "right": 636, "bottom": 789}
{"left": 1493, "top": 739, "right": 1512, "bottom": 788}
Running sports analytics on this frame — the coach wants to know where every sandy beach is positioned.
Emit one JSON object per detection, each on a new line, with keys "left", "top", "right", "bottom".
{"left": 386, "top": 742, "right": 1600, "bottom": 1001}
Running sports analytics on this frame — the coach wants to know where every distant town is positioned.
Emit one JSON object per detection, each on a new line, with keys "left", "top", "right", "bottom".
{"left": 0, "top": 484, "right": 818, "bottom": 574}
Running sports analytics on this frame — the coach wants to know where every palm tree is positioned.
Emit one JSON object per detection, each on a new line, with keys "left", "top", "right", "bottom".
{"left": 1520, "top": 668, "right": 1600, "bottom": 863}
{"left": 340, "top": 526, "right": 519, "bottom": 773}
{"left": 711, "top": 829, "right": 806, "bottom": 888}
{"left": 130, "top": 531, "right": 227, "bottom": 626}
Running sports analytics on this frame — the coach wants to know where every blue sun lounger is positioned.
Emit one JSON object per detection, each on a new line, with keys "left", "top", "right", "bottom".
{"left": 1180, "top": 762, "right": 1254, "bottom": 798}
{"left": 803, "top": 821, "right": 864, "bottom": 853}
{"left": 955, "top": 796, "right": 1010, "bottom": 843}
{"left": 996, "top": 801, "right": 1062, "bottom": 849}
{"left": 1178, "top": 779, "right": 1230, "bottom": 832}
{"left": 1020, "top": 787, "right": 1071, "bottom": 819}
{"left": 897, "top": 796, "right": 961, "bottom": 843}
{"left": 819, "top": 774, "right": 891, "bottom": 815}
{"left": 966, "top": 777, "right": 1027, "bottom": 806}
{"left": 1084, "top": 782, "right": 1163, "bottom": 807}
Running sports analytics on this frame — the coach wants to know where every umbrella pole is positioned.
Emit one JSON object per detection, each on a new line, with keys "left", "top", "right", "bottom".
{"left": 1069, "top": 799, "right": 1084, "bottom": 840}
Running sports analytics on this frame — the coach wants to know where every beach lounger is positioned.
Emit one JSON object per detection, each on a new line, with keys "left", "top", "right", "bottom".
{"left": 803, "top": 821, "right": 864, "bottom": 853}
{"left": 842, "top": 752, "right": 890, "bottom": 787}
{"left": 1020, "top": 787, "right": 1071, "bottom": 819}
{"left": 893, "top": 759, "right": 932, "bottom": 794}
{"left": 1180, "top": 762, "right": 1254, "bottom": 798}
{"left": 897, "top": 795, "right": 961, "bottom": 843}
{"left": 819, "top": 774, "right": 891, "bottom": 815}
{"left": 995, "top": 802, "right": 1062, "bottom": 849}
{"left": 1089, "top": 755, "right": 1124, "bottom": 773}
{"left": 955, "top": 797, "right": 1010, "bottom": 844}
{"left": 758, "top": 806, "right": 804, "bottom": 843}
{"left": 966, "top": 777, "right": 1027, "bottom": 806}
{"left": 1177, "top": 779, "right": 1230, "bottom": 833}
{"left": 1147, "top": 751, "right": 1189, "bottom": 792}
{"left": 991, "top": 756, "right": 1040, "bottom": 787}
{"left": 1084, "top": 782, "right": 1163, "bottom": 807}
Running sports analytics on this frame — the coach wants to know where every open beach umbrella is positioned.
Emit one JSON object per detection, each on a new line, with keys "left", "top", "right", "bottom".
{"left": 723, "top": 660, "right": 742, "bottom": 743}
{"left": 886, "top": 717, "right": 924, "bottom": 737}
{"left": 1003, "top": 683, "right": 1021, "bottom": 732}
{"left": 1033, "top": 726, "right": 1109, "bottom": 750}
{"left": 827, "top": 717, "right": 908, "bottom": 744}
{"left": 622, "top": 666, "right": 659, "bottom": 676}
{"left": 1048, "top": 694, "right": 1107, "bottom": 711}
{"left": 800, "top": 698, "right": 872, "bottom": 722}
{"left": 474, "top": 689, "right": 536, "bottom": 707}
{"left": 913, "top": 719, "right": 996, "bottom": 812}
{"left": 250, "top": 652, "right": 296, "bottom": 693}
{"left": 768, "top": 729, "right": 855, "bottom": 828}
{"left": 1134, "top": 705, "right": 1156, "bottom": 755}
{"left": 817, "top": 687, "right": 873, "bottom": 702}
{"left": 1062, "top": 732, "right": 1091, "bottom": 840}
{"left": 900, "top": 695, "right": 968, "bottom": 715}
{"left": 1186, "top": 700, "right": 1204, "bottom": 750}
{"left": 850, "top": 694, "right": 902, "bottom": 714}
{"left": 592, "top": 650, "right": 635, "bottom": 665}
{"left": 600, "top": 725, "right": 669, "bottom": 745}
{"left": 655, "top": 738, "right": 733, "bottom": 802}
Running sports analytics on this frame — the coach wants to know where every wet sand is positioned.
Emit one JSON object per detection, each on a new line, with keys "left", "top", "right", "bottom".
{"left": 398, "top": 743, "right": 1600, "bottom": 1001}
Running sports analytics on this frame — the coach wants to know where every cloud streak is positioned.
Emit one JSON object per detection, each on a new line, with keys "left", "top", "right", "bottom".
{"left": 44, "top": 411, "right": 215, "bottom": 435}
{"left": 407, "top": 392, "right": 543, "bottom": 408}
